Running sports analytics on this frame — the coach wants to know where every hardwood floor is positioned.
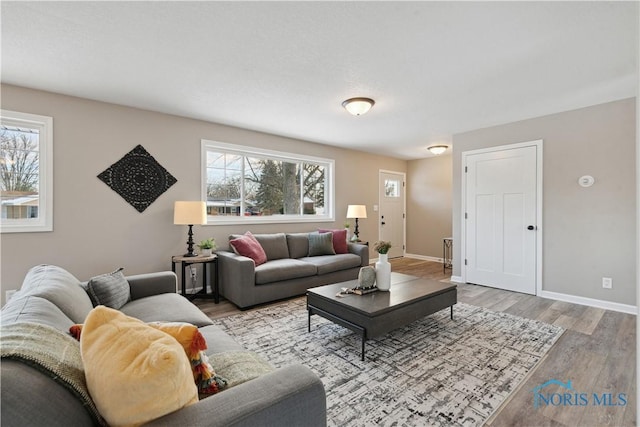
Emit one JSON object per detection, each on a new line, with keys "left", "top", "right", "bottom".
{"left": 195, "top": 257, "right": 636, "bottom": 426}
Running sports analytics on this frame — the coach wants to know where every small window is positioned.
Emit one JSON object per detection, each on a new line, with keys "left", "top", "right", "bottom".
{"left": 202, "top": 140, "right": 334, "bottom": 224}
{"left": 1, "top": 110, "right": 53, "bottom": 233}
{"left": 384, "top": 179, "right": 400, "bottom": 198}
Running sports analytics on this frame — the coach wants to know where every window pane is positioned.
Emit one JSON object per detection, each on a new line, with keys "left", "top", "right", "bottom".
{"left": 252, "top": 159, "right": 300, "bottom": 216}
{"left": 303, "top": 163, "right": 325, "bottom": 215}
{"left": 385, "top": 179, "right": 400, "bottom": 197}
{"left": 1, "top": 127, "right": 40, "bottom": 220}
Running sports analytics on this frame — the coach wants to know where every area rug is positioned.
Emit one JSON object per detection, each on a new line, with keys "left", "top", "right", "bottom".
{"left": 213, "top": 299, "right": 564, "bottom": 427}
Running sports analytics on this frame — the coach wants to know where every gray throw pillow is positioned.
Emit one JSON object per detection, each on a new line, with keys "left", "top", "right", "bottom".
{"left": 253, "top": 233, "right": 289, "bottom": 260}
{"left": 86, "top": 267, "right": 131, "bottom": 309}
{"left": 308, "top": 232, "right": 336, "bottom": 257}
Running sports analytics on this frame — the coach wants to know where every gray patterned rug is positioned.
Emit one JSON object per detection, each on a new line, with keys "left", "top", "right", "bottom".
{"left": 214, "top": 299, "right": 564, "bottom": 427}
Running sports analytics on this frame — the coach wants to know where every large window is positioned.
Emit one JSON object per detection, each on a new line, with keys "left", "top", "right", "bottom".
{"left": 1, "top": 110, "right": 53, "bottom": 233}
{"left": 201, "top": 140, "right": 334, "bottom": 224}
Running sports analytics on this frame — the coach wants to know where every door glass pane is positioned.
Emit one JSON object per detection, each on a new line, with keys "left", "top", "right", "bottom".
{"left": 384, "top": 179, "right": 400, "bottom": 197}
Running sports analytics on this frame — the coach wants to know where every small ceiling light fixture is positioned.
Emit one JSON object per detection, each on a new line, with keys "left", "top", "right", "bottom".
{"left": 427, "top": 145, "right": 448, "bottom": 155}
{"left": 342, "top": 97, "right": 375, "bottom": 116}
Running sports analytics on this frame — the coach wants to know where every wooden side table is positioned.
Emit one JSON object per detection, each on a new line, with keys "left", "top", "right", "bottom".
{"left": 171, "top": 254, "right": 219, "bottom": 303}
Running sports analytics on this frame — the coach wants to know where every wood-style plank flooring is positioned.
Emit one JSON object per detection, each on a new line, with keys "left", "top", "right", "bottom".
{"left": 195, "top": 257, "right": 636, "bottom": 426}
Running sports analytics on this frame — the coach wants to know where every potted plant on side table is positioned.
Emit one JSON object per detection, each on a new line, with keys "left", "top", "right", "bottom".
{"left": 198, "top": 238, "right": 216, "bottom": 256}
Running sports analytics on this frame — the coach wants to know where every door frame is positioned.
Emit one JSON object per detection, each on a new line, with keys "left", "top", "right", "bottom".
{"left": 378, "top": 169, "right": 406, "bottom": 258}
{"left": 460, "top": 140, "right": 543, "bottom": 295}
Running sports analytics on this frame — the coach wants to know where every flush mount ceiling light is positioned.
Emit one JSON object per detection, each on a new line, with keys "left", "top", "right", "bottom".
{"left": 342, "top": 97, "right": 375, "bottom": 116}
{"left": 427, "top": 145, "right": 448, "bottom": 155}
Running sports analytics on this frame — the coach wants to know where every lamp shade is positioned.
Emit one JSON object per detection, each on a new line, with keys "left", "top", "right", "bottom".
{"left": 346, "top": 205, "right": 367, "bottom": 219}
{"left": 173, "top": 201, "right": 206, "bottom": 225}
{"left": 342, "top": 98, "right": 375, "bottom": 116}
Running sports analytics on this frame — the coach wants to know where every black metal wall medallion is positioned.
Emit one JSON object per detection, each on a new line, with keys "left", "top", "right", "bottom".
{"left": 97, "top": 144, "right": 177, "bottom": 213}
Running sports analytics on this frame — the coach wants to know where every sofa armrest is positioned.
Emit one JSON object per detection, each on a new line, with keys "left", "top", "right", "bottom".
{"left": 146, "top": 364, "right": 326, "bottom": 427}
{"left": 348, "top": 243, "right": 370, "bottom": 267}
{"left": 127, "top": 271, "right": 177, "bottom": 300}
{"left": 217, "top": 250, "right": 257, "bottom": 308}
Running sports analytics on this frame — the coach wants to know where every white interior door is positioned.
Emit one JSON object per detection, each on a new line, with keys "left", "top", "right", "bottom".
{"left": 464, "top": 144, "right": 538, "bottom": 294}
{"left": 379, "top": 171, "right": 405, "bottom": 259}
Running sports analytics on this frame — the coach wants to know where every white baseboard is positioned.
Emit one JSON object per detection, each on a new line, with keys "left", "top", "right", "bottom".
{"left": 404, "top": 253, "right": 443, "bottom": 263}
{"left": 398, "top": 255, "right": 635, "bottom": 315}
{"left": 539, "top": 290, "right": 637, "bottom": 315}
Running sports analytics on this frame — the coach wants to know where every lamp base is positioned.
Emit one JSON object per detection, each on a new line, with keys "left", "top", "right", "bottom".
{"left": 183, "top": 224, "right": 198, "bottom": 258}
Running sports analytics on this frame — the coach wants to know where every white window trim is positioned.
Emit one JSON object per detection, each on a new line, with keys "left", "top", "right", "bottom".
{"left": 0, "top": 110, "right": 53, "bottom": 233}
{"left": 201, "top": 140, "right": 335, "bottom": 225}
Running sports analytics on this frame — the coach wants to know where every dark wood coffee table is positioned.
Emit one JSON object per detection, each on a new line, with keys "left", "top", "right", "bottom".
{"left": 307, "top": 273, "right": 457, "bottom": 360}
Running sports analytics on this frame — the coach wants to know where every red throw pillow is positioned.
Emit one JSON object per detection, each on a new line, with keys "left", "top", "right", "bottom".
{"left": 319, "top": 229, "right": 348, "bottom": 254}
{"left": 229, "top": 232, "right": 267, "bottom": 266}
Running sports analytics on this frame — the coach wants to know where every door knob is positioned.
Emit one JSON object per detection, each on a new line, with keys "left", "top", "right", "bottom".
{"left": 527, "top": 225, "right": 536, "bottom": 230}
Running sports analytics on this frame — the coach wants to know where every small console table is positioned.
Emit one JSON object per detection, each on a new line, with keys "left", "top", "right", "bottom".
{"left": 442, "top": 237, "right": 453, "bottom": 273}
{"left": 171, "top": 254, "right": 219, "bottom": 303}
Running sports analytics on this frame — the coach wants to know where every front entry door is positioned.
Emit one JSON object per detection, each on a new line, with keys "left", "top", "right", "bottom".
{"left": 464, "top": 144, "right": 539, "bottom": 294}
{"left": 379, "top": 171, "right": 405, "bottom": 259}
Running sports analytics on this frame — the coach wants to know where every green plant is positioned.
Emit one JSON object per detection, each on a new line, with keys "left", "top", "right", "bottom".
{"left": 197, "top": 238, "right": 216, "bottom": 250}
{"left": 344, "top": 222, "right": 351, "bottom": 229}
{"left": 373, "top": 240, "right": 392, "bottom": 254}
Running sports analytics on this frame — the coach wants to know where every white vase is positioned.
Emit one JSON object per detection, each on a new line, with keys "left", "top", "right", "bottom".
{"left": 375, "top": 253, "right": 391, "bottom": 291}
{"left": 201, "top": 248, "right": 212, "bottom": 257}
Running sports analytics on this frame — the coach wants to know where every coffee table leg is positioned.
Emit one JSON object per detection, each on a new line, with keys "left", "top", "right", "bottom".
{"left": 361, "top": 333, "right": 366, "bottom": 361}
{"left": 308, "top": 308, "right": 311, "bottom": 332}
{"left": 450, "top": 305, "right": 453, "bottom": 320}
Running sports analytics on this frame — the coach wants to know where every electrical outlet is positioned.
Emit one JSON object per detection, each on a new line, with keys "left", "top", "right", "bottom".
{"left": 602, "top": 277, "right": 612, "bottom": 289}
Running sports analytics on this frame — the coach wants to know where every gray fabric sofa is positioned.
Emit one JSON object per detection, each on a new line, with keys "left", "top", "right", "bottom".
{"left": 0, "top": 264, "right": 326, "bottom": 427}
{"left": 218, "top": 232, "right": 369, "bottom": 309}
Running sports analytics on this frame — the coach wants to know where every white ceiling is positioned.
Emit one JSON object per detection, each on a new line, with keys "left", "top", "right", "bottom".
{"left": 1, "top": 1, "right": 637, "bottom": 160}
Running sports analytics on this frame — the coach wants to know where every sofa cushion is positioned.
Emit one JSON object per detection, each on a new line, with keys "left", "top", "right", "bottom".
{"left": 229, "top": 232, "right": 268, "bottom": 266}
{"left": 255, "top": 259, "right": 317, "bottom": 285}
{"left": 1, "top": 295, "right": 75, "bottom": 332}
{"left": 253, "top": 233, "right": 290, "bottom": 260}
{"left": 209, "top": 351, "right": 274, "bottom": 389}
{"left": 81, "top": 306, "right": 198, "bottom": 427}
{"left": 308, "top": 231, "right": 335, "bottom": 257}
{"left": 298, "top": 253, "right": 363, "bottom": 275}
{"left": 286, "top": 233, "right": 310, "bottom": 259}
{"left": 85, "top": 267, "right": 131, "bottom": 309}
{"left": 121, "top": 293, "right": 213, "bottom": 327}
{"left": 199, "top": 325, "right": 245, "bottom": 355}
{"left": 19, "top": 265, "right": 93, "bottom": 324}
{"left": 319, "top": 228, "right": 348, "bottom": 254}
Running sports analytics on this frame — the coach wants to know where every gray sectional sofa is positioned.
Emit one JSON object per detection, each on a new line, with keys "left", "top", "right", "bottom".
{"left": 218, "top": 232, "right": 369, "bottom": 309}
{"left": 0, "top": 264, "right": 326, "bottom": 427}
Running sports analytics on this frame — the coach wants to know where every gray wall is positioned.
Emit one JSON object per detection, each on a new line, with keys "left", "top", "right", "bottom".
{"left": 406, "top": 154, "right": 452, "bottom": 259}
{"left": 452, "top": 98, "right": 636, "bottom": 305}
{"left": 0, "top": 84, "right": 407, "bottom": 302}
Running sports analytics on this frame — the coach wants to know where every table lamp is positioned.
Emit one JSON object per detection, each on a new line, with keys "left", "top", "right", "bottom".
{"left": 174, "top": 201, "right": 206, "bottom": 257}
{"left": 346, "top": 205, "right": 367, "bottom": 240}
